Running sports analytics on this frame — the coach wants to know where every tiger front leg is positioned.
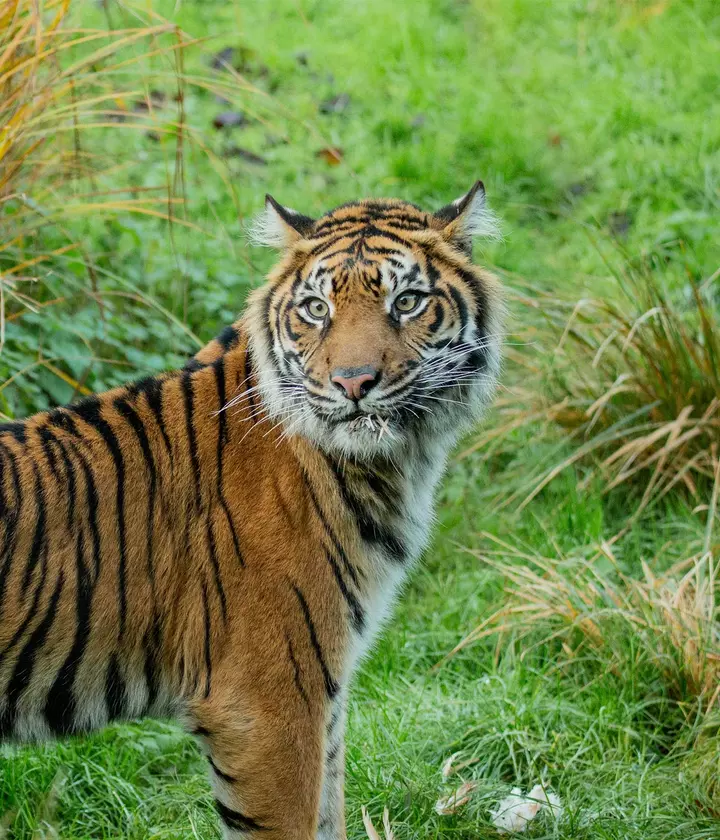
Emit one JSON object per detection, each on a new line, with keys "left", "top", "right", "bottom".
{"left": 317, "top": 692, "right": 348, "bottom": 840}
{"left": 191, "top": 693, "right": 327, "bottom": 840}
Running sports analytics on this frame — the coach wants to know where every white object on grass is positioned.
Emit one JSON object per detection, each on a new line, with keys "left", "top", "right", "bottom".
{"left": 489, "top": 784, "right": 562, "bottom": 834}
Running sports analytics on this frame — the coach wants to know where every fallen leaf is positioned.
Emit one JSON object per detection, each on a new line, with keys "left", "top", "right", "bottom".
{"left": 210, "top": 46, "right": 236, "bottom": 70}
{"left": 319, "top": 93, "right": 350, "bottom": 114}
{"left": 316, "top": 146, "right": 343, "bottom": 165}
{"left": 213, "top": 111, "right": 247, "bottom": 130}
{"left": 221, "top": 146, "right": 267, "bottom": 165}
{"left": 440, "top": 752, "right": 479, "bottom": 778}
{"left": 567, "top": 181, "right": 591, "bottom": 198}
{"left": 608, "top": 211, "right": 631, "bottom": 238}
{"left": 435, "top": 781, "right": 478, "bottom": 815}
{"left": 441, "top": 752, "right": 460, "bottom": 778}
{"left": 362, "top": 806, "right": 394, "bottom": 840}
{"left": 133, "top": 90, "right": 167, "bottom": 111}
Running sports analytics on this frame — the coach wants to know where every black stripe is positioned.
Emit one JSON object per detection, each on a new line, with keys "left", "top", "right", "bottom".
{"left": 105, "top": 654, "right": 126, "bottom": 721}
{"left": 48, "top": 409, "right": 79, "bottom": 436}
{"left": 145, "top": 378, "right": 174, "bottom": 458}
{"left": 308, "top": 240, "right": 355, "bottom": 259}
{"left": 45, "top": 529, "right": 92, "bottom": 735}
{"left": 216, "top": 325, "right": 240, "bottom": 352}
{"left": 213, "top": 358, "right": 243, "bottom": 566}
{"left": 292, "top": 584, "right": 338, "bottom": 699}
{"left": 205, "top": 513, "right": 228, "bottom": 622}
{"left": 0, "top": 422, "right": 26, "bottom": 444}
{"left": 286, "top": 634, "right": 310, "bottom": 710}
{"left": 448, "top": 284, "right": 470, "bottom": 331}
{"left": 0, "top": 545, "right": 48, "bottom": 668}
{"left": 242, "top": 347, "right": 258, "bottom": 420}
{"left": 326, "top": 741, "right": 340, "bottom": 764}
{"left": 201, "top": 581, "right": 213, "bottom": 698}
{"left": 456, "top": 265, "right": 490, "bottom": 337}
{"left": 68, "top": 441, "right": 102, "bottom": 581}
{"left": 114, "top": 396, "right": 157, "bottom": 586}
{"left": 0, "top": 445, "right": 22, "bottom": 622}
{"left": 42, "top": 427, "right": 77, "bottom": 529}
{"left": 71, "top": 397, "right": 128, "bottom": 637}
{"left": 130, "top": 376, "right": 173, "bottom": 460}
{"left": 364, "top": 468, "right": 401, "bottom": 515}
{"left": 327, "top": 704, "right": 341, "bottom": 735}
{"left": 300, "top": 468, "right": 361, "bottom": 587}
{"left": 183, "top": 358, "right": 205, "bottom": 372}
{"left": 328, "top": 462, "right": 406, "bottom": 563}
{"left": 142, "top": 616, "right": 161, "bottom": 712}
{"left": 215, "top": 801, "right": 267, "bottom": 833}
{"left": 209, "top": 757, "right": 237, "bottom": 784}
{"left": 427, "top": 299, "right": 445, "bottom": 334}
{"left": 312, "top": 215, "right": 370, "bottom": 235}
{"left": 323, "top": 547, "right": 365, "bottom": 632}
{"left": 180, "top": 371, "right": 202, "bottom": 508}
{"left": 37, "top": 426, "right": 62, "bottom": 483}
{"left": 5, "top": 570, "right": 65, "bottom": 721}
{"left": 192, "top": 725, "right": 211, "bottom": 737}
{"left": 22, "top": 462, "right": 46, "bottom": 594}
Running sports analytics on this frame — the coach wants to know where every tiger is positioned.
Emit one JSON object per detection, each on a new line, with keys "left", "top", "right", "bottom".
{"left": 0, "top": 181, "right": 503, "bottom": 839}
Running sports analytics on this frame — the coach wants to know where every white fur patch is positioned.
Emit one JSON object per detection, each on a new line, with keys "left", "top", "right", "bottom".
{"left": 246, "top": 203, "right": 300, "bottom": 248}
{"left": 455, "top": 188, "right": 502, "bottom": 241}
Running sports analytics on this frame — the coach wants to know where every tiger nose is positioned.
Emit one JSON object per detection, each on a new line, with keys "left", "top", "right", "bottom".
{"left": 330, "top": 366, "right": 381, "bottom": 401}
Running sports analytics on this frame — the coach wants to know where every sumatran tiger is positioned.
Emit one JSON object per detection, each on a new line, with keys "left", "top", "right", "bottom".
{"left": 0, "top": 182, "right": 503, "bottom": 839}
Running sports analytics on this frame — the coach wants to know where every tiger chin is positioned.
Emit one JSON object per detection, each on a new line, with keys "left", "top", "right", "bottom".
{"left": 0, "top": 182, "right": 503, "bottom": 839}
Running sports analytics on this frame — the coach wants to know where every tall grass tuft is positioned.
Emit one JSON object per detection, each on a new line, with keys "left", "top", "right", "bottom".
{"left": 1, "top": 0, "right": 191, "bottom": 369}
{"left": 467, "top": 256, "right": 720, "bottom": 521}
{"left": 448, "top": 469, "right": 720, "bottom": 718}
{"left": 0, "top": 1, "right": 276, "bottom": 416}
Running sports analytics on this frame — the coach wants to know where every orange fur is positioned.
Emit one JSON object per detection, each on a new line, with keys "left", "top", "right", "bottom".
{"left": 0, "top": 188, "right": 503, "bottom": 839}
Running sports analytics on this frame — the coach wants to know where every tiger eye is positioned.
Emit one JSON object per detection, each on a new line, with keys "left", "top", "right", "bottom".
{"left": 394, "top": 292, "right": 421, "bottom": 314}
{"left": 303, "top": 298, "right": 329, "bottom": 319}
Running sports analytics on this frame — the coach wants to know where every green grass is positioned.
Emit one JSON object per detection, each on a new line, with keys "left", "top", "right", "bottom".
{"left": 2, "top": 0, "right": 720, "bottom": 837}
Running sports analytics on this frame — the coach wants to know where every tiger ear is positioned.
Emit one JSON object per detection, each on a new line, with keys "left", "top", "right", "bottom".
{"left": 248, "top": 194, "right": 316, "bottom": 248}
{"left": 432, "top": 180, "right": 500, "bottom": 254}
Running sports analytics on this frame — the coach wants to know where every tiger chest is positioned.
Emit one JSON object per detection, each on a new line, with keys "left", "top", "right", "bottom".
{"left": 341, "top": 444, "right": 448, "bottom": 672}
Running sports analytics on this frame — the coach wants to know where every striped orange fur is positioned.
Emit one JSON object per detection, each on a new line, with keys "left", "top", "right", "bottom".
{"left": 0, "top": 183, "right": 503, "bottom": 839}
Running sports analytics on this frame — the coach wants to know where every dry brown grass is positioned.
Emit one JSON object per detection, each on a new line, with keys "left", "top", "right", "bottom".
{"left": 446, "top": 475, "right": 720, "bottom": 715}
{"left": 465, "top": 258, "right": 720, "bottom": 524}
{"left": 0, "top": 0, "right": 278, "bottom": 398}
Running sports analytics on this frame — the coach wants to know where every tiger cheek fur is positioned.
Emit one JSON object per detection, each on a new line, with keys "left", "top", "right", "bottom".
{"left": 0, "top": 183, "right": 502, "bottom": 839}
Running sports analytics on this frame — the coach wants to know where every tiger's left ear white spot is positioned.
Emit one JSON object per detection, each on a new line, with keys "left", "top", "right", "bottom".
{"left": 433, "top": 180, "right": 501, "bottom": 253}
{"left": 247, "top": 194, "right": 316, "bottom": 249}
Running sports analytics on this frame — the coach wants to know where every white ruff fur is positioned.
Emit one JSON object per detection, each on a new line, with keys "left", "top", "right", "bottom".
{"left": 245, "top": 300, "right": 502, "bottom": 675}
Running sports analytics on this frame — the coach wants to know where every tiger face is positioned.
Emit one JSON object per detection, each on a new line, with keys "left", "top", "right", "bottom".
{"left": 245, "top": 182, "right": 503, "bottom": 457}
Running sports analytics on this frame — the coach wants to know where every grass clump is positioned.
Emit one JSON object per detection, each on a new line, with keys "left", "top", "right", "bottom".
{"left": 471, "top": 254, "right": 720, "bottom": 523}
{"left": 452, "top": 532, "right": 719, "bottom": 716}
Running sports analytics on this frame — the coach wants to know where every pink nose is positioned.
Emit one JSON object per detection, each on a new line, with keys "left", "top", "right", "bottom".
{"left": 331, "top": 366, "right": 380, "bottom": 401}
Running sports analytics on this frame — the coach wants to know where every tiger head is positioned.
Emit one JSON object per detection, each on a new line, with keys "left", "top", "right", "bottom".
{"left": 245, "top": 182, "right": 504, "bottom": 458}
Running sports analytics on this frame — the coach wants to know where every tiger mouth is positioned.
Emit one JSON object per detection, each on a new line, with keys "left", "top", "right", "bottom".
{"left": 326, "top": 410, "right": 394, "bottom": 438}
{"left": 345, "top": 413, "right": 394, "bottom": 439}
